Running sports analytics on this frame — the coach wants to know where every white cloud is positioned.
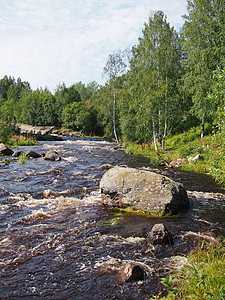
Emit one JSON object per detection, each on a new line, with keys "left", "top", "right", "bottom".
{"left": 0, "top": 0, "right": 187, "bottom": 91}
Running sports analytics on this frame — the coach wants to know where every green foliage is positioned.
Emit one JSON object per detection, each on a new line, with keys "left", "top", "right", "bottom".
{"left": 0, "top": 120, "right": 13, "bottom": 143}
{"left": 160, "top": 240, "right": 225, "bottom": 299}
{"left": 19, "top": 152, "right": 28, "bottom": 164}
{"left": 181, "top": 0, "right": 225, "bottom": 136}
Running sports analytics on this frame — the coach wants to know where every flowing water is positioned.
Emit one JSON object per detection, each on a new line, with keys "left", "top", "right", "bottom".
{"left": 0, "top": 138, "right": 224, "bottom": 299}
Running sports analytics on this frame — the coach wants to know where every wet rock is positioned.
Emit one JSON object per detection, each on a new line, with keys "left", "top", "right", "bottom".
{"left": 146, "top": 224, "right": 173, "bottom": 246}
{"left": 25, "top": 150, "right": 41, "bottom": 158}
{"left": 183, "top": 231, "right": 219, "bottom": 245}
{"left": 43, "top": 150, "right": 61, "bottom": 161}
{"left": 0, "top": 144, "right": 14, "bottom": 156}
{"left": 119, "top": 263, "right": 145, "bottom": 282}
{"left": 96, "top": 164, "right": 113, "bottom": 171}
{"left": 100, "top": 166, "right": 189, "bottom": 214}
{"left": 12, "top": 150, "right": 24, "bottom": 157}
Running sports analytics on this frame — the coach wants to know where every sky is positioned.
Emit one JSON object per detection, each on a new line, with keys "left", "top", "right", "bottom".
{"left": 0, "top": 0, "right": 187, "bottom": 91}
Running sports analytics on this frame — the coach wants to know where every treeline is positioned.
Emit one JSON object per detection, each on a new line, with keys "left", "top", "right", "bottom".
{"left": 0, "top": 79, "right": 103, "bottom": 141}
{"left": 0, "top": 0, "right": 224, "bottom": 147}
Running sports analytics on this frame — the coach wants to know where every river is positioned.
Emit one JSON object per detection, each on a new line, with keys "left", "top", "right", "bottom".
{"left": 0, "top": 138, "right": 224, "bottom": 299}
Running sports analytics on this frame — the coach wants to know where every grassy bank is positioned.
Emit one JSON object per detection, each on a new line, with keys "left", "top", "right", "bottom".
{"left": 124, "top": 126, "right": 225, "bottom": 188}
{"left": 158, "top": 240, "right": 225, "bottom": 299}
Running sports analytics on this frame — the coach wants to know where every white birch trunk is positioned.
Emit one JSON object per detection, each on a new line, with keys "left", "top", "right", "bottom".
{"left": 152, "top": 116, "right": 158, "bottom": 152}
{"left": 113, "top": 86, "right": 119, "bottom": 143}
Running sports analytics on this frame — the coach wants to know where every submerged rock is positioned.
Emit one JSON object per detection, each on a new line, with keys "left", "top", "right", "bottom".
{"left": 146, "top": 224, "right": 173, "bottom": 246}
{"left": 100, "top": 166, "right": 189, "bottom": 214}
{"left": 0, "top": 144, "right": 14, "bottom": 156}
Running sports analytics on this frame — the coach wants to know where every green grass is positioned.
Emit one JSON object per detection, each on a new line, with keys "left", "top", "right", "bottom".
{"left": 158, "top": 240, "right": 225, "bottom": 299}
{"left": 7, "top": 135, "right": 38, "bottom": 147}
{"left": 124, "top": 126, "right": 225, "bottom": 189}
{"left": 19, "top": 152, "right": 28, "bottom": 164}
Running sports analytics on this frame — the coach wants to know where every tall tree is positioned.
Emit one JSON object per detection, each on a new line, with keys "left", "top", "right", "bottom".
{"left": 103, "top": 50, "right": 126, "bottom": 142}
{"left": 181, "top": 0, "right": 225, "bottom": 137}
{"left": 127, "top": 11, "right": 182, "bottom": 149}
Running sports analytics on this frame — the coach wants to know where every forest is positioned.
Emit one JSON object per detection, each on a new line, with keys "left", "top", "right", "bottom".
{"left": 0, "top": 0, "right": 224, "bottom": 149}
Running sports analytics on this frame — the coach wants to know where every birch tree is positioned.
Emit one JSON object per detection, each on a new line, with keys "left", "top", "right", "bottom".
{"left": 182, "top": 0, "right": 225, "bottom": 137}
{"left": 103, "top": 50, "right": 126, "bottom": 142}
{"left": 127, "top": 11, "right": 182, "bottom": 150}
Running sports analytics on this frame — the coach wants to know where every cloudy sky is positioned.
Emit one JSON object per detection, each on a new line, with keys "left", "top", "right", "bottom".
{"left": 0, "top": 0, "right": 187, "bottom": 91}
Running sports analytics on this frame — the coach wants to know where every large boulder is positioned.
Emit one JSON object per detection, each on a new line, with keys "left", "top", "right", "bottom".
{"left": 0, "top": 144, "right": 14, "bottom": 156}
{"left": 100, "top": 166, "right": 189, "bottom": 214}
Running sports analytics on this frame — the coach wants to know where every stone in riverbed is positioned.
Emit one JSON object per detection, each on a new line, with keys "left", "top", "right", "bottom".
{"left": 42, "top": 150, "right": 61, "bottom": 161}
{"left": 25, "top": 150, "right": 41, "bottom": 158}
{"left": 100, "top": 166, "right": 189, "bottom": 214}
{"left": 0, "top": 144, "right": 14, "bottom": 156}
{"left": 146, "top": 224, "right": 173, "bottom": 246}
{"left": 119, "top": 262, "right": 145, "bottom": 282}
{"left": 12, "top": 150, "right": 24, "bottom": 157}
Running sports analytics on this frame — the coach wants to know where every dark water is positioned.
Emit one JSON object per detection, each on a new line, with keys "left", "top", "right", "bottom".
{"left": 0, "top": 138, "right": 224, "bottom": 299}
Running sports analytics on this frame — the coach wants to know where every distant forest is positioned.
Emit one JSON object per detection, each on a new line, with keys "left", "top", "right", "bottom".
{"left": 0, "top": 0, "right": 224, "bottom": 149}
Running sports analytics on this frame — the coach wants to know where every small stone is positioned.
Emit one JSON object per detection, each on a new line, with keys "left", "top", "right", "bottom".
{"left": 12, "top": 150, "right": 24, "bottom": 157}
{"left": 146, "top": 224, "right": 173, "bottom": 246}
{"left": 119, "top": 263, "right": 145, "bottom": 282}
{"left": 44, "top": 150, "right": 61, "bottom": 161}
{"left": 25, "top": 150, "right": 41, "bottom": 158}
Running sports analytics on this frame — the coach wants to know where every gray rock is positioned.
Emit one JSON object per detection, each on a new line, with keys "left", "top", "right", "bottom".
{"left": 146, "top": 224, "right": 173, "bottom": 246}
{"left": 0, "top": 144, "right": 14, "bottom": 156}
{"left": 25, "top": 150, "right": 41, "bottom": 158}
{"left": 43, "top": 150, "right": 61, "bottom": 161}
{"left": 12, "top": 150, "right": 24, "bottom": 157}
{"left": 100, "top": 166, "right": 189, "bottom": 214}
{"left": 189, "top": 154, "right": 203, "bottom": 163}
{"left": 119, "top": 263, "right": 145, "bottom": 282}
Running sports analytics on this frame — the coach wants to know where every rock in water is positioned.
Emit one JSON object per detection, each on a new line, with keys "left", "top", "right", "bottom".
{"left": 119, "top": 263, "right": 145, "bottom": 282}
{"left": 43, "top": 150, "right": 61, "bottom": 161}
{"left": 25, "top": 150, "right": 41, "bottom": 158}
{"left": 146, "top": 224, "right": 173, "bottom": 246}
{"left": 12, "top": 150, "right": 24, "bottom": 157}
{"left": 0, "top": 144, "right": 14, "bottom": 156}
{"left": 100, "top": 166, "right": 189, "bottom": 214}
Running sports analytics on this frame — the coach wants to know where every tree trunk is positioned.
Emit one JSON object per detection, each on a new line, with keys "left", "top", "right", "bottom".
{"left": 113, "top": 86, "right": 119, "bottom": 143}
{"left": 162, "top": 77, "right": 168, "bottom": 150}
{"left": 201, "top": 116, "right": 205, "bottom": 138}
{"left": 152, "top": 116, "right": 158, "bottom": 152}
{"left": 158, "top": 107, "right": 162, "bottom": 149}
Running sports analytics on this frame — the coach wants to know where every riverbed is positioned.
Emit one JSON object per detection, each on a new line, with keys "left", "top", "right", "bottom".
{"left": 0, "top": 138, "right": 224, "bottom": 299}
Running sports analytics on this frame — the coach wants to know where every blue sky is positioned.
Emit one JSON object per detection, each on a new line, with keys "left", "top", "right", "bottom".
{"left": 0, "top": 0, "right": 187, "bottom": 91}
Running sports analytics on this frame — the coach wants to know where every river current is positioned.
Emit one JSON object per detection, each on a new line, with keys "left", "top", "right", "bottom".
{"left": 0, "top": 138, "right": 224, "bottom": 299}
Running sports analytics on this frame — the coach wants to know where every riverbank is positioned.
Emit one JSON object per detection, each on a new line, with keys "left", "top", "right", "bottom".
{"left": 124, "top": 127, "right": 225, "bottom": 189}
{"left": 159, "top": 239, "right": 225, "bottom": 299}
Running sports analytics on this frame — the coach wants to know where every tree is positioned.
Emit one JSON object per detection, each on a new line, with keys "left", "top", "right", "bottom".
{"left": 103, "top": 50, "right": 126, "bottom": 142}
{"left": 126, "top": 11, "right": 182, "bottom": 150}
{"left": 181, "top": 0, "right": 225, "bottom": 137}
{"left": 54, "top": 83, "right": 81, "bottom": 126}
{"left": 208, "top": 63, "right": 225, "bottom": 131}
{"left": 21, "top": 90, "right": 44, "bottom": 126}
